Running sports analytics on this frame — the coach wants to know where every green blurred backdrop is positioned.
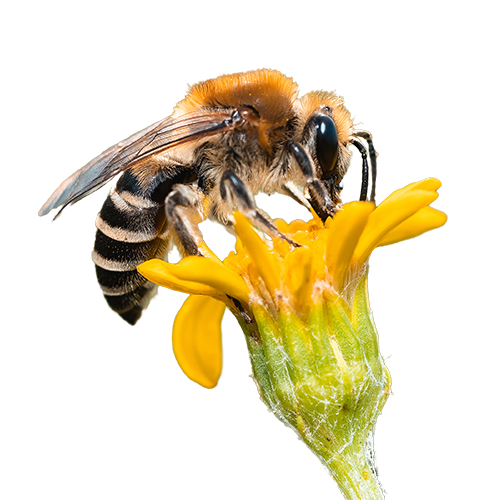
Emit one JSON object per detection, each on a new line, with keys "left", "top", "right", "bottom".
{"left": 38, "top": 68, "right": 448, "bottom": 499}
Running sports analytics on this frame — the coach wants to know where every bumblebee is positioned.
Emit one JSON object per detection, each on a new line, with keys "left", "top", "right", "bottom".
{"left": 39, "top": 69, "right": 377, "bottom": 325}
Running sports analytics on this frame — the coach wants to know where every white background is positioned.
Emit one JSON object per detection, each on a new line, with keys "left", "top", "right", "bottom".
{"left": 0, "top": 0, "right": 500, "bottom": 500}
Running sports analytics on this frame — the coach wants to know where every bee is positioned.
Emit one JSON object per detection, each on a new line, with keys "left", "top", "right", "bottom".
{"left": 39, "top": 69, "right": 377, "bottom": 325}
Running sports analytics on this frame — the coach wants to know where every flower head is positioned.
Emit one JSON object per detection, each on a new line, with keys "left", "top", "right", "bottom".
{"left": 138, "top": 178, "right": 446, "bottom": 388}
{"left": 137, "top": 178, "right": 446, "bottom": 499}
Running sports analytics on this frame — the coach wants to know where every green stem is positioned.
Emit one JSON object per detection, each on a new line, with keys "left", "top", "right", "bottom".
{"left": 324, "top": 447, "right": 384, "bottom": 500}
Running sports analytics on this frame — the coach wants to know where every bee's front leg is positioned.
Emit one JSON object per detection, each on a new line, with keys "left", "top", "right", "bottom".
{"left": 220, "top": 171, "right": 299, "bottom": 247}
{"left": 165, "top": 184, "right": 206, "bottom": 256}
{"left": 288, "top": 141, "right": 338, "bottom": 222}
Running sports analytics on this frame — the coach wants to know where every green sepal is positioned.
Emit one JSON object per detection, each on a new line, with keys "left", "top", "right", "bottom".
{"left": 239, "top": 270, "right": 391, "bottom": 500}
{"left": 278, "top": 308, "right": 315, "bottom": 384}
{"left": 351, "top": 272, "right": 383, "bottom": 380}
{"left": 252, "top": 305, "right": 296, "bottom": 413}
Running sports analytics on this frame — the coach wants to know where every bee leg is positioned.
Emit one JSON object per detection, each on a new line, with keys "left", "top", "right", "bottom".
{"left": 281, "top": 182, "right": 312, "bottom": 214}
{"left": 165, "top": 184, "right": 205, "bottom": 256}
{"left": 350, "top": 139, "right": 370, "bottom": 202}
{"left": 288, "top": 141, "right": 337, "bottom": 222}
{"left": 353, "top": 131, "right": 378, "bottom": 203}
{"left": 220, "top": 170, "right": 299, "bottom": 247}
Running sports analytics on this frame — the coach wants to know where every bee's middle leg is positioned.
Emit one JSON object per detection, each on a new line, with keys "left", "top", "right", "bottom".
{"left": 279, "top": 182, "right": 312, "bottom": 209}
{"left": 220, "top": 170, "right": 299, "bottom": 247}
{"left": 165, "top": 184, "right": 205, "bottom": 256}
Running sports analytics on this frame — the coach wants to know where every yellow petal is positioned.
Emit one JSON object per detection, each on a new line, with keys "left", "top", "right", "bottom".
{"left": 273, "top": 233, "right": 294, "bottom": 259}
{"left": 310, "top": 208, "right": 325, "bottom": 228}
{"left": 378, "top": 178, "right": 442, "bottom": 207}
{"left": 377, "top": 207, "right": 447, "bottom": 246}
{"left": 173, "top": 295, "right": 226, "bottom": 389}
{"left": 326, "top": 202, "right": 375, "bottom": 292}
{"left": 233, "top": 212, "right": 281, "bottom": 296}
{"left": 197, "top": 241, "right": 223, "bottom": 263}
{"left": 309, "top": 228, "right": 328, "bottom": 273}
{"left": 137, "top": 259, "right": 220, "bottom": 296}
{"left": 167, "top": 256, "right": 250, "bottom": 305}
{"left": 353, "top": 189, "right": 439, "bottom": 265}
{"left": 292, "top": 230, "right": 316, "bottom": 247}
{"left": 285, "top": 246, "right": 314, "bottom": 309}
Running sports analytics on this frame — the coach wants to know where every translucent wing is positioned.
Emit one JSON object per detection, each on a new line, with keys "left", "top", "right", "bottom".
{"left": 39, "top": 110, "right": 233, "bottom": 218}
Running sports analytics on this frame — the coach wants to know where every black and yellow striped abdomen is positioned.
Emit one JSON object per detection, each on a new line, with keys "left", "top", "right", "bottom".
{"left": 92, "top": 164, "right": 195, "bottom": 324}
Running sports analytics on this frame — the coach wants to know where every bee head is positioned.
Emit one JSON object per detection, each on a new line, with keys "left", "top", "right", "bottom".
{"left": 296, "top": 92, "right": 354, "bottom": 188}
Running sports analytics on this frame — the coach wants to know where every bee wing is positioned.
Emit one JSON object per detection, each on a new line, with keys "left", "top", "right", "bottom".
{"left": 39, "top": 111, "right": 233, "bottom": 218}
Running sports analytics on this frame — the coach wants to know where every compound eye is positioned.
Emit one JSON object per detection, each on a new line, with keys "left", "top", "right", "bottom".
{"left": 314, "top": 114, "right": 339, "bottom": 179}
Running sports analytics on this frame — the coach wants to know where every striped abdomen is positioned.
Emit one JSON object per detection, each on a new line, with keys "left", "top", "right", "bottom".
{"left": 92, "top": 164, "right": 195, "bottom": 325}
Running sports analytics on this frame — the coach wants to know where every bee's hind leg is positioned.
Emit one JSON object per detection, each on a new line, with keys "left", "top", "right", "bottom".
{"left": 165, "top": 184, "right": 206, "bottom": 256}
{"left": 220, "top": 170, "right": 300, "bottom": 247}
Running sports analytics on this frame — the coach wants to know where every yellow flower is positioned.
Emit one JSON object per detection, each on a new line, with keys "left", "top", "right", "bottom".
{"left": 138, "top": 177, "right": 446, "bottom": 499}
{"left": 138, "top": 178, "right": 446, "bottom": 388}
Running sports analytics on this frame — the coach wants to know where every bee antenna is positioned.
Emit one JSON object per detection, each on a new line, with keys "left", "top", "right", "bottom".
{"left": 350, "top": 130, "right": 378, "bottom": 201}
